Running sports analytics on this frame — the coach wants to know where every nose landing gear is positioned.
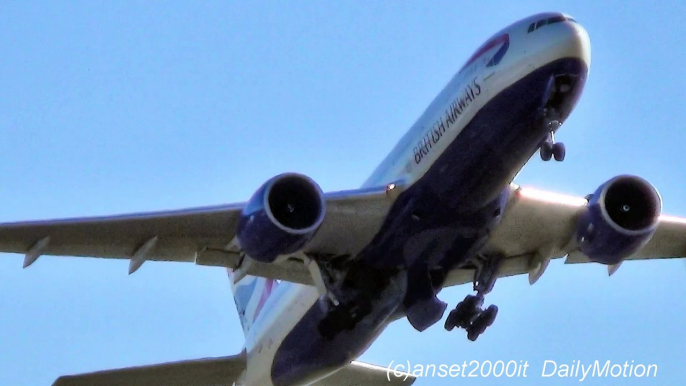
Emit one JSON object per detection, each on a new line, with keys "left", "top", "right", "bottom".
{"left": 540, "top": 128, "right": 565, "bottom": 162}
{"left": 538, "top": 73, "right": 575, "bottom": 162}
{"left": 444, "top": 254, "right": 503, "bottom": 341}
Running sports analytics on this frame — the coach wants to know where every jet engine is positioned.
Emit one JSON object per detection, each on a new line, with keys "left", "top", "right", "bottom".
{"left": 575, "top": 175, "right": 661, "bottom": 265}
{"left": 236, "top": 173, "right": 325, "bottom": 263}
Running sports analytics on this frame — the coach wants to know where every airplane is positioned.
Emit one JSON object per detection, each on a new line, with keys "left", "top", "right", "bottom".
{"left": 2, "top": 11, "right": 685, "bottom": 386}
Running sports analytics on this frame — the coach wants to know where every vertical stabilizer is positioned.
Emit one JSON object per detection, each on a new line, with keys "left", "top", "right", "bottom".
{"left": 227, "top": 269, "right": 277, "bottom": 336}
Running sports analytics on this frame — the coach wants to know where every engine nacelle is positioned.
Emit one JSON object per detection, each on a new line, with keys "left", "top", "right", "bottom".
{"left": 236, "top": 173, "right": 325, "bottom": 263}
{"left": 575, "top": 175, "right": 661, "bottom": 265}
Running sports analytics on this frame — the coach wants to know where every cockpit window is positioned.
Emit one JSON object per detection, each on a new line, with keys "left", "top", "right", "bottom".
{"left": 547, "top": 15, "right": 566, "bottom": 24}
{"left": 527, "top": 15, "right": 576, "bottom": 33}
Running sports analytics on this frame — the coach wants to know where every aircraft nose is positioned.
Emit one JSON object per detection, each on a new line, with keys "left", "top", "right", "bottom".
{"left": 559, "top": 17, "right": 592, "bottom": 70}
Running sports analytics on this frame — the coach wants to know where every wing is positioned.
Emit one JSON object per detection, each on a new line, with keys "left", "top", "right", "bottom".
{"left": 0, "top": 185, "right": 395, "bottom": 283}
{"left": 52, "top": 354, "right": 415, "bottom": 386}
{"left": 443, "top": 184, "right": 686, "bottom": 287}
{"left": 52, "top": 353, "right": 247, "bottom": 386}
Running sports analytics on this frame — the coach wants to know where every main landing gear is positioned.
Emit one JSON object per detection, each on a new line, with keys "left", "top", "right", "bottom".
{"left": 310, "top": 256, "right": 397, "bottom": 341}
{"left": 317, "top": 294, "right": 372, "bottom": 340}
{"left": 313, "top": 259, "right": 369, "bottom": 340}
{"left": 445, "top": 295, "right": 498, "bottom": 341}
{"left": 539, "top": 125, "right": 566, "bottom": 162}
{"left": 444, "top": 254, "right": 503, "bottom": 341}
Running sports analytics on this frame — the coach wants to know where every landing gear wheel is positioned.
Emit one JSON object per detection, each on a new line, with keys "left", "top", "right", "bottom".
{"left": 465, "top": 305, "right": 498, "bottom": 341}
{"left": 459, "top": 295, "right": 483, "bottom": 313}
{"left": 553, "top": 142, "right": 566, "bottom": 161}
{"left": 540, "top": 142, "right": 553, "bottom": 161}
{"left": 444, "top": 295, "right": 483, "bottom": 331}
{"left": 447, "top": 255, "right": 504, "bottom": 340}
{"left": 444, "top": 311, "right": 457, "bottom": 331}
{"left": 480, "top": 305, "right": 498, "bottom": 327}
{"left": 467, "top": 326, "right": 481, "bottom": 341}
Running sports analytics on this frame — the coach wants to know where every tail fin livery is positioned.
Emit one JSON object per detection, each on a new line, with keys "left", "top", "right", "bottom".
{"left": 228, "top": 269, "right": 277, "bottom": 336}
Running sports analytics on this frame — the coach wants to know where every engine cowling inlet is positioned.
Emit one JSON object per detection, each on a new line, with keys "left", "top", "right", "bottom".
{"left": 575, "top": 175, "right": 661, "bottom": 265}
{"left": 236, "top": 173, "right": 325, "bottom": 263}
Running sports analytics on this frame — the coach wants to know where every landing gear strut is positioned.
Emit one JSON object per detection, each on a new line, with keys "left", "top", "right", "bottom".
{"left": 444, "top": 254, "right": 502, "bottom": 341}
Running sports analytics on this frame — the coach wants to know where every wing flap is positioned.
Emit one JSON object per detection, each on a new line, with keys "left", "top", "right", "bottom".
{"left": 53, "top": 353, "right": 246, "bottom": 386}
{"left": 195, "top": 248, "right": 313, "bottom": 285}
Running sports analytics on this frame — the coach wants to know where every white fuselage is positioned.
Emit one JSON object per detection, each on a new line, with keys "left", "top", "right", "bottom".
{"left": 240, "top": 12, "right": 590, "bottom": 386}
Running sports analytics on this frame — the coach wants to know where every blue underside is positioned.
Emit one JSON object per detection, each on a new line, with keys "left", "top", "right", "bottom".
{"left": 271, "top": 57, "right": 588, "bottom": 386}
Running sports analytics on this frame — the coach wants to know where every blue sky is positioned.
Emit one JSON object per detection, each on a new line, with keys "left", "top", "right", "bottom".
{"left": 1, "top": 1, "right": 685, "bottom": 385}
